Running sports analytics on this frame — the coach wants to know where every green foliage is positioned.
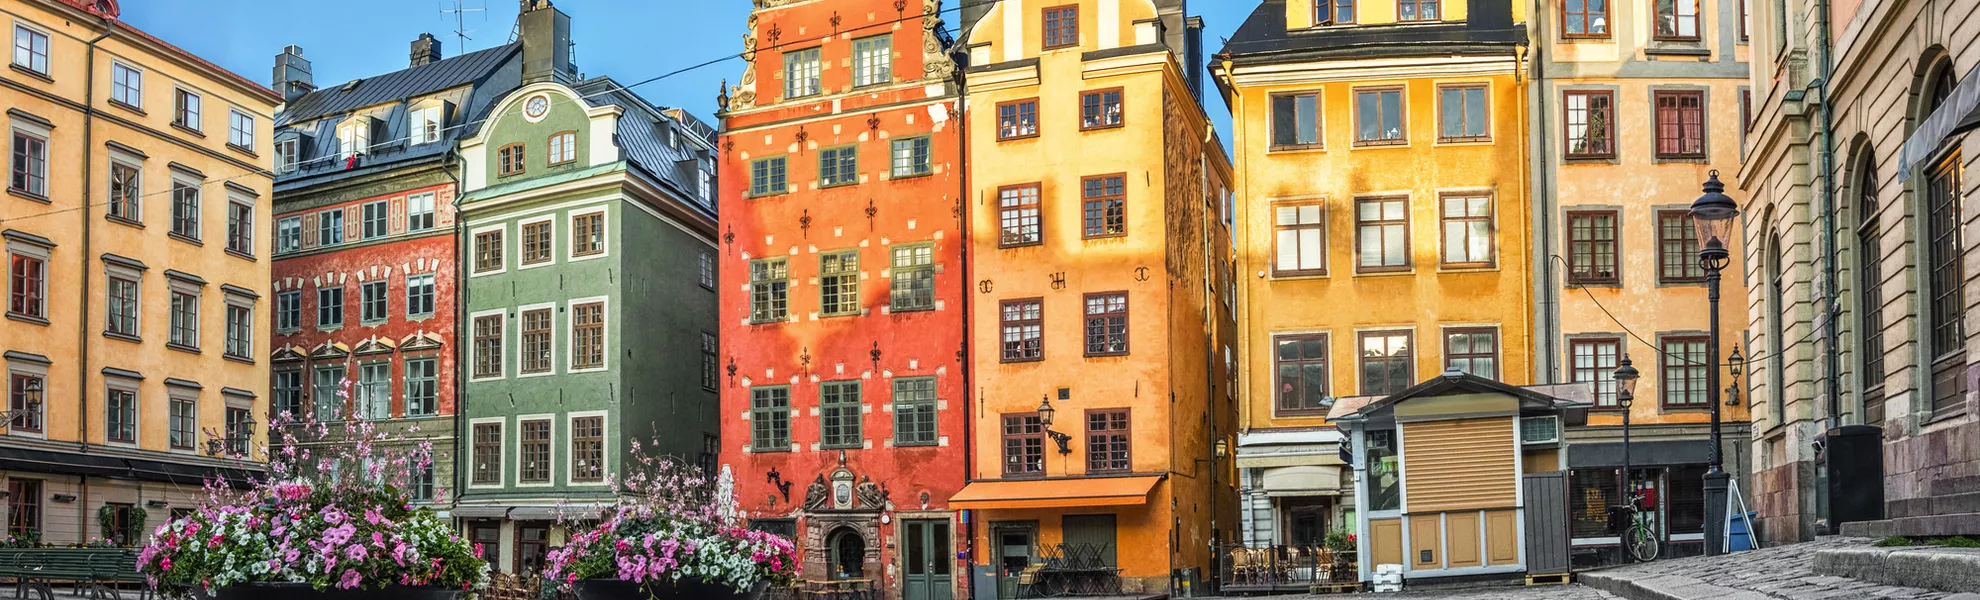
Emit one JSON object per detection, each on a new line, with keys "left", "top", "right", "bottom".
{"left": 1938, "top": 536, "right": 1980, "bottom": 548}
{"left": 1324, "top": 529, "right": 1357, "bottom": 553}
{"left": 1872, "top": 535, "right": 1980, "bottom": 548}
{"left": 1873, "top": 535, "right": 1911, "bottom": 547}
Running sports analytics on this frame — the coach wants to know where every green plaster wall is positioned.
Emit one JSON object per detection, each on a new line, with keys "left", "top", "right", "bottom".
{"left": 484, "top": 92, "right": 595, "bottom": 185}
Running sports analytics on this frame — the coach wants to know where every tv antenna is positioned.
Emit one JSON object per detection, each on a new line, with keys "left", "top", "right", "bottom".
{"left": 441, "top": 0, "right": 485, "bottom": 52}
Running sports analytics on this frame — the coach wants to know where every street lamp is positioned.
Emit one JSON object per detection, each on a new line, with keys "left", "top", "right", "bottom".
{"left": 1726, "top": 344, "right": 1746, "bottom": 406}
{"left": 1691, "top": 169, "right": 1740, "bottom": 556}
{"left": 1038, "top": 395, "right": 1072, "bottom": 455}
{"left": 0, "top": 378, "right": 42, "bottom": 430}
{"left": 1614, "top": 352, "right": 1641, "bottom": 544}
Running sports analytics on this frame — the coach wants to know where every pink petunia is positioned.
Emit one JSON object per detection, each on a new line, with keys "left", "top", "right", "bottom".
{"left": 338, "top": 569, "right": 362, "bottom": 589}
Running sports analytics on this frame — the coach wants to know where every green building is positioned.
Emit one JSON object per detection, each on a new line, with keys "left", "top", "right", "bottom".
{"left": 450, "top": 2, "right": 720, "bottom": 574}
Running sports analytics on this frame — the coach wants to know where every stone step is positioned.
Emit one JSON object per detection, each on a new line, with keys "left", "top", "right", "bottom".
{"left": 1813, "top": 544, "right": 1980, "bottom": 594}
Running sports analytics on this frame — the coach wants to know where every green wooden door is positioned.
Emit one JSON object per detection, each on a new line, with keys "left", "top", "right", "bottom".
{"left": 902, "top": 519, "right": 953, "bottom": 600}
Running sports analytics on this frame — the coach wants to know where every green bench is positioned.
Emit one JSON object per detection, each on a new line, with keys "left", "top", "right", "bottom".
{"left": 0, "top": 548, "right": 148, "bottom": 600}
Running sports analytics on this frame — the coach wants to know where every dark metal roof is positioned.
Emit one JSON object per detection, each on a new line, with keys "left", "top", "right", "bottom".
{"left": 573, "top": 77, "right": 719, "bottom": 218}
{"left": 278, "top": 44, "right": 521, "bottom": 126}
{"left": 1218, "top": 0, "right": 1525, "bottom": 63}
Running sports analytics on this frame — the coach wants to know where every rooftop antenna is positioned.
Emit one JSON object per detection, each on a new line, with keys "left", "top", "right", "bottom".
{"left": 441, "top": 0, "right": 485, "bottom": 52}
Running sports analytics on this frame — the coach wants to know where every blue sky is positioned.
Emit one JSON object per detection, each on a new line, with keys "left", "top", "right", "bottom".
{"left": 120, "top": 1, "right": 1255, "bottom": 146}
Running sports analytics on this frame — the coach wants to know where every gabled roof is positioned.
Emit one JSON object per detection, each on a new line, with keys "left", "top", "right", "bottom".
{"left": 1218, "top": 0, "right": 1525, "bottom": 64}
{"left": 279, "top": 44, "right": 521, "bottom": 126}
{"left": 1328, "top": 370, "right": 1592, "bottom": 422}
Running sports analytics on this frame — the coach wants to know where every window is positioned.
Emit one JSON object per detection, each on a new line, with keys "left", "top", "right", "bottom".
{"left": 1398, "top": 0, "right": 1440, "bottom": 21}
{"left": 1564, "top": 0, "right": 1610, "bottom": 36}
{"left": 821, "top": 381, "right": 862, "bottom": 449}
{"left": 473, "top": 229, "right": 503, "bottom": 273}
{"left": 701, "top": 332, "right": 719, "bottom": 391}
{"left": 360, "top": 280, "right": 387, "bottom": 323}
{"left": 751, "top": 386, "right": 791, "bottom": 451}
{"left": 10, "top": 131, "right": 46, "bottom": 196}
{"left": 820, "top": 146, "right": 858, "bottom": 187}
{"left": 1359, "top": 331, "right": 1413, "bottom": 396}
{"left": 273, "top": 370, "right": 303, "bottom": 419}
{"left": 107, "top": 388, "right": 137, "bottom": 443}
{"left": 571, "top": 301, "right": 605, "bottom": 370}
{"left": 1569, "top": 468, "right": 1620, "bottom": 537}
{"left": 316, "top": 286, "right": 344, "bottom": 328}
{"left": 1275, "top": 334, "right": 1329, "bottom": 414}
{"left": 111, "top": 63, "right": 142, "bottom": 108}
{"left": 750, "top": 257, "right": 790, "bottom": 323}
{"left": 221, "top": 405, "right": 251, "bottom": 454}
{"left": 519, "top": 419, "right": 550, "bottom": 483}
{"left": 1570, "top": 337, "right": 1622, "bottom": 407}
{"left": 406, "top": 274, "right": 435, "bottom": 317}
{"left": 7, "top": 252, "right": 43, "bottom": 319}
{"left": 1928, "top": 152, "right": 1966, "bottom": 415}
{"left": 1314, "top": 0, "right": 1357, "bottom": 24}
{"left": 521, "top": 220, "right": 552, "bottom": 265}
{"left": 997, "top": 100, "right": 1039, "bottom": 140}
{"left": 1083, "top": 292, "right": 1128, "bottom": 356}
{"left": 224, "top": 305, "right": 251, "bottom": 359}
{"left": 168, "top": 290, "right": 198, "bottom": 348}
{"left": 404, "top": 358, "right": 437, "bottom": 417}
{"left": 820, "top": 250, "right": 861, "bottom": 316}
{"left": 8, "top": 373, "right": 43, "bottom": 432}
{"left": 472, "top": 423, "right": 501, "bottom": 483}
{"left": 1440, "top": 195, "right": 1493, "bottom": 267}
{"left": 1564, "top": 91, "right": 1616, "bottom": 158}
{"left": 1086, "top": 410, "right": 1129, "bottom": 473}
{"left": 109, "top": 162, "right": 141, "bottom": 221}
{"left": 173, "top": 89, "right": 202, "bottom": 130}
{"left": 275, "top": 139, "right": 300, "bottom": 173}
{"left": 999, "top": 184, "right": 1042, "bottom": 247}
{"left": 1567, "top": 211, "right": 1620, "bottom": 284}
{"left": 1356, "top": 197, "right": 1408, "bottom": 272}
{"left": 312, "top": 366, "right": 344, "bottom": 421}
{"left": 1657, "top": 210, "right": 1705, "bottom": 283}
{"left": 1857, "top": 163, "right": 1886, "bottom": 423}
{"left": 1445, "top": 328, "right": 1497, "bottom": 379}
{"left": 571, "top": 211, "right": 604, "bottom": 257}
{"left": 520, "top": 308, "right": 552, "bottom": 374}
{"left": 571, "top": 415, "right": 604, "bottom": 482}
{"left": 1270, "top": 92, "right": 1322, "bottom": 150}
{"left": 1654, "top": 91, "right": 1706, "bottom": 158}
{"left": 1043, "top": 5, "right": 1079, "bottom": 48}
{"left": 170, "top": 181, "right": 200, "bottom": 239}
{"left": 497, "top": 144, "right": 525, "bottom": 176}
{"left": 357, "top": 200, "right": 386, "bottom": 239}
{"left": 229, "top": 110, "right": 255, "bottom": 150}
{"left": 1655, "top": 0, "right": 1701, "bottom": 40}
{"left": 1661, "top": 336, "right": 1709, "bottom": 408}
{"left": 410, "top": 465, "right": 434, "bottom": 502}
{"left": 893, "top": 377, "right": 937, "bottom": 446}
{"left": 853, "top": 35, "right": 892, "bottom": 87}
{"left": 783, "top": 48, "right": 821, "bottom": 98}
{"left": 317, "top": 209, "right": 344, "bottom": 246}
{"left": 5, "top": 479, "right": 37, "bottom": 539}
{"left": 12, "top": 25, "right": 48, "bottom": 75}
{"left": 891, "top": 136, "right": 932, "bottom": 177}
{"left": 276, "top": 216, "right": 301, "bottom": 253}
{"left": 337, "top": 119, "right": 371, "bottom": 159}
{"left": 548, "top": 131, "right": 575, "bottom": 165}
{"left": 750, "top": 156, "right": 787, "bottom": 196}
{"left": 354, "top": 362, "right": 389, "bottom": 419}
{"left": 226, "top": 201, "right": 253, "bottom": 255}
{"left": 889, "top": 243, "right": 935, "bottom": 311}
{"left": 407, "top": 192, "right": 435, "bottom": 232}
{"left": 1354, "top": 87, "right": 1405, "bottom": 145}
{"left": 1002, "top": 414, "right": 1045, "bottom": 476}
{"left": 109, "top": 276, "right": 141, "bottom": 336}
{"left": 1081, "top": 175, "right": 1126, "bottom": 238}
{"left": 1739, "top": 0, "right": 1750, "bottom": 41}
{"left": 1272, "top": 203, "right": 1327, "bottom": 276}
{"left": 1001, "top": 298, "right": 1043, "bottom": 362}
{"left": 410, "top": 104, "right": 443, "bottom": 145}
{"left": 1438, "top": 85, "right": 1489, "bottom": 142}
{"left": 473, "top": 314, "right": 503, "bottom": 378}
{"left": 1080, "top": 88, "right": 1124, "bottom": 130}
{"left": 698, "top": 251, "right": 717, "bottom": 290}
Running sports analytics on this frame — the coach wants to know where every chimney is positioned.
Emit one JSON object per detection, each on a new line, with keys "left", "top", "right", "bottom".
{"left": 272, "top": 45, "right": 314, "bottom": 102}
{"left": 519, "top": 0, "right": 573, "bottom": 84}
{"left": 410, "top": 33, "right": 443, "bottom": 68}
{"left": 1184, "top": 16, "right": 1205, "bottom": 103}
{"left": 1469, "top": 0, "right": 1514, "bottom": 31}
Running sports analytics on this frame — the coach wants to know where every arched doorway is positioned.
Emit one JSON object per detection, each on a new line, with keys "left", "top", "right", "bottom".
{"left": 828, "top": 526, "right": 866, "bottom": 580}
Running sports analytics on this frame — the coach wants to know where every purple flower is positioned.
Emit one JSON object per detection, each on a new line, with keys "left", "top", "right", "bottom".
{"left": 338, "top": 568, "right": 362, "bottom": 589}
{"left": 320, "top": 506, "right": 347, "bottom": 526}
{"left": 322, "top": 523, "right": 356, "bottom": 546}
{"left": 345, "top": 544, "right": 368, "bottom": 561}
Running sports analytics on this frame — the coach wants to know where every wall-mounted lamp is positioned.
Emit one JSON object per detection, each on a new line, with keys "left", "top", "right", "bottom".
{"left": 145, "top": 500, "right": 169, "bottom": 509}
{"left": 51, "top": 493, "right": 77, "bottom": 503}
{"left": 1038, "top": 395, "right": 1073, "bottom": 455}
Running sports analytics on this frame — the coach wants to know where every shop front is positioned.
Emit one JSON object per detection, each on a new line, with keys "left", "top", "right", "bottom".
{"left": 951, "top": 476, "right": 1167, "bottom": 598}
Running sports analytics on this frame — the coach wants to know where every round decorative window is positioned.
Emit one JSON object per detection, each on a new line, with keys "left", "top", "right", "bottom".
{"left": 523, "top": 94, "right": 551, "bottom": 122}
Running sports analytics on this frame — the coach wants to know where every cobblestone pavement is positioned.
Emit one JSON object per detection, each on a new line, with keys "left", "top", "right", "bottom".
{"left": 1581, "top": 536, "right": 1980, "bottom": 600}
{"left": 1200, "top": 582, "right": 1619, "bottom": 600}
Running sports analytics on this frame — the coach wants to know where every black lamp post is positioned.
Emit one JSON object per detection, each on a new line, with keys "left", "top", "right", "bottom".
{"left": 2, "top": 378, "right": 42, "bottom": 430}
{"left": 1614, "top": 352, "right": 1641, "bottom": 556}
{"left": 1690, "top": 169, "right": 1740, "bottom": 556}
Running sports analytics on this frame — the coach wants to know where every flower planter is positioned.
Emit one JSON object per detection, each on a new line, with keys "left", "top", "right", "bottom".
{"left": 571, "top": 578, "right": 767, "bottom": 600}
{"left": 211, "top": 582, "right": 464, "bottom": 600}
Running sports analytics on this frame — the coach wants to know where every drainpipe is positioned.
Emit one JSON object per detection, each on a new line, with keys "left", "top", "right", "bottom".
{"left": 950, "top": 53, "right": 974, "bottom": 600}
{"left": 76, "top": 18, "right": 113, "bottom": 454}
{"left": 1527, "top": 1, "right": 1557, "bottom": 384}
{"left": 442, "top": 148, "right": 468, "bottom": 510}
{"left": 1814, "top": 0, "right": 1840, "bottom": 430}
{"left": 1215, "top": 58, "right": 1248, "bottom": 436}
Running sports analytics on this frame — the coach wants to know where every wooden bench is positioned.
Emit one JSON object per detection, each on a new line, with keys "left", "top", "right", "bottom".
{"left": 0, "top": 548, "right": 148, "bottom": 600}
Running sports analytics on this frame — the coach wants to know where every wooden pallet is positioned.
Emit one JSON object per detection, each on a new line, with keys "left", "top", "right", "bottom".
{"left": 1310, "top": 582, "right": 1366, "bottom": 594}
{"left": 1526, "top": 572, "right": 1572, "bottom": 586}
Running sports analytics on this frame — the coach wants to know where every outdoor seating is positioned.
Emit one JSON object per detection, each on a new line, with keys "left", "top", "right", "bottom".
{"left": 0, "top": 547, "right": 148, "bottom": 600}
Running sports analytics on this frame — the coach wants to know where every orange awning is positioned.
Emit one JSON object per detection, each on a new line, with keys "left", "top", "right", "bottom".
{"left": 948, "top": 475, "right": 1164, "bottom": 510}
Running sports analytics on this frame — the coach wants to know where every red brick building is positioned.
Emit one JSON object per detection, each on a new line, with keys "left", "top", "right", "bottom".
{"left": 716, "top": 2, "right": 967, "bottom": 598}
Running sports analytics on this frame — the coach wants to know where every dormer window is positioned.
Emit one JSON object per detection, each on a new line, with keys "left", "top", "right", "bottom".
{"left": 337, "top": 118, "right": 371, "bottom": 160}
{"left": 410, "top": 104, "right": 444, "bottom": 145}
{"left": 275, "top": 138, "right": 300, "bottom": 173}
{"left": 1315, "top": 0, "right": 1356, "bottom": 25}
{"left": 1398, "top": 0, "right": 1440, "bottom": 22}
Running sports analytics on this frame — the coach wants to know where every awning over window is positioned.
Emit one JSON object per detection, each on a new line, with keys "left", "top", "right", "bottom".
{"left": 1261, "top": 465, "right": 1344, "bottom": 496}
{"left": 1900, "top": 60, "right": 1980, "bottom": 181}
{"left": 450, "top": 505, "right": 512, "bottom": 519}
{"left": 949, "top": 475, "right": 1163, "bottom": 510}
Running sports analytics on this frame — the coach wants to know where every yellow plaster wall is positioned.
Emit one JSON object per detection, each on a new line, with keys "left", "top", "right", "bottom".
{"left": 965, "top": 0, "right": 1162, "bottom": 61}
{"left": 1285, "top": 0, "right": 1523, "bottom": 28}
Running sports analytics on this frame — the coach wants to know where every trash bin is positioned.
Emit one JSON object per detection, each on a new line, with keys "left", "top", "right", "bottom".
{"left": 1727, "top": 510, "right": 1758, "bottom": 552}
{"left": 1817, "top": 425, "right": 1885, "bottom": 528}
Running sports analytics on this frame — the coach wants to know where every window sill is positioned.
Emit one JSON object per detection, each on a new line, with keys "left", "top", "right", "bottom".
{"left": 1000, "top": 241, "right": 1044, "bottom": 250}
{"left": 103, "top": 331, "right": 141, "bottom": 343}
{"left": 1559, "top": 34, "right": 1614, "bottom": 43}
{"left": 224, "top": 248, "right": 256, "bottom": 262}
{"left": 227, "top": 143, "right": 257, "bottom": 158}
{"left": 749, "top": 318, "right": 789, "bottom": 326}
{"left": 894, "top": 441, "right": 939, "bottom": 448}
{"left": 1351, "top": 140, "right": 1409, "bottom": 149}
{"left": 319, "top": 325, "right": 344, "bottom": 333}
{"left": 1439, "top": 262, "right": 1497, "bottom": 272}
{"left": 1566, "top": 279, "right": 1622, "bottom": 289}
{"left": 1083, "top": 232, "right": 1128, "bottom": 241}
{"left": 1079, "top": 123, "right": 1125, "bottom": 132}
{"left": 1271, "top": 271, "right": 1330, "bottom": 280}
{"left": 1275, "top": 409, "right": 1330, "bottom": 419}
{"left": 105, "top": 214, "right": 144, "bottom": 229}
{"left": 1923, "top": 409, "right": 1969, "bottom": 427}
{"left": 1268, "top": 145, "right": 1326, "bottom": 154}
{"left": 6, "top": 312, "right": 50, "bottom": 326}
{"left": 8, "top": 188, "right": 50, "bottom": 204}
{"left": 1000, "top": 356, "right": 1044, "bottom": 364}
{"left": 748, "top": 190, "right": 790, "bottom": 199}
{"left": 1085, "top": 351, "right": 1130, "bottom": 359}
{"left": 167, "top": 232, "right": 203, "bottom": 247}
{"left": 171, "top": 122, "right": 205, "bottom": 138}
{"left": 165, "top": 342, "right": 201, "bottom": 355}
{"left": 223, "top": 354, "right": 255, "bottom": 365}
{"left": 107, "top": 99, "right": 146, "bottom": 116}
{"left": 890, "top": 170, "right": 934, "bottom": 180}
{"left": 997, "top": 133, "right": 1040, "bottom": 143}
{"left": 1654, "top": 155, "right": 1712, "bottom": 165}
{"left": 10, "top": 64, "right": 53, "bottom": 83}
{"left": 821, "top": 444, "right": 863, "bottom": 452}
{"left": 820, "top": 181, "right": 858, "bottom": 189}
{"left": 1644, "top": 45, "right": 1710, "bottom": 57}
{"left": 275, "top": 328, "right": 300, "bottom": 336}
{"left": 751, "top": 446, "right": 793, "bottom": 454}
{"left": 1562, "top": 154, "right": 1619, "bottom": 165}
{"left": 888, "top": 305, "right": 935, "bottom": 314}
{"left": 1353, "top": 267, "right": 1415, "bottom": 277}
{"left": 1435, "top": 137, "right": 1493, "bottom": 146}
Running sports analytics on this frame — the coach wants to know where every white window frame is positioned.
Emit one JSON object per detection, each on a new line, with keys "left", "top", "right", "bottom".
{"left": 110, "top": 61, "right": 142, "bottom": 108}
{"left": 4, "top": 357, "right": 49, "bottom": 440}
{"left": 222, "top": 291, "right": 254, "bottom": 360}
{"left": 515, "top": 302, "right": 558, "bottom": 378}
{"left": 105, "top": 143, "right": 145, "bottom": 222}
{"left": 566, "top": 207, "right": 609, "bottom": 262}
{"left": 316, "top": 284, "right": 344, "bottom": 330}
{"left": 336, "top": 118, "right": 370, "bottom": 159}
{"left": 228, "top": 109, "right": 255, "bottom": 150}
{"left": 406, "top": 192, "right": 437, "bottom": 232}
{"left": 165, "top": 385, "right": 199, "bottom": 453}
{"left": 225, "top": 193, "right": 255, "bottom": 256}
{"left": 275, "top": 289, "right": 300, "bottom": 333}
{"left": 564, "top": 410, "right": 610, "bottom": 487}
{"left": 10, "top": 116, "right": 51, "bottom": 198}
{"left": 13, "top": 23, "right": 49, "bottom": 76}
{"left": 104, "top": 263, "right": 142, "bottom": 339}
{"left": 517, "top": 215, "right": 556, "bottom": 270}
{"left": 566, "top": 296, "right": 610, "bottom": 373}
{"left": 360, "top": 200, "right": 388, "bottom": 240}
{"left": 103, "top": 376, "right": 141, "bottom": 446}
{"left": 409, "top": 104, "right": 443, "bottom": 145}
{"left": 6, "top": 237, "right": 51, "bottom": 320}
{"left": 168, "top": 172, "right": 202, "bottom": 241}
{"left": 852, "top": 34, "right": 892, "bottom": 88}
{"left": 469, "top": 223, "right": 507, "bottom": 277}
{"left": 356, "top": 361, "right": 391, "bottom": 419}
{"left": 402, "top": 356, "right": 439, "bottom": 417}
{"left": 276, "top": 215, "right": 302, "bottom": 253}
{"left": 468, "top": 308, "right": 508, "bottom": 382}
{"left": 405, "top": 273, "right": 435, "bottom": 318}
{"left": 359, "top": 279, "right": 388, "bottom": 324}
{"left": 466, "top": 416, "right": 505, "bottom": 489}
{"left": 274, "top": 138, "right": 300, "bottom": 173}
{"left": 783, "top": 47, "right": 821, "bottom": 98}
{"left": 317, "top": 208, "right": 344, "bottom": 246}
{"left": 514, "top": 413, "right": 557, "bottom": 488}
{"left": 172, "top": 87, "right": 202, "bottom": 132}
{"left": 166, "top": 276, "right": 203, "bottom": 350}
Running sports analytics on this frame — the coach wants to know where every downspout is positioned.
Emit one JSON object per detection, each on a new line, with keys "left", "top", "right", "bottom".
{"left": 950, "top": 53, "right": 974, "bottom": 600}
{"left": 1215, "top": 58, "right": 1248, "bottom": 435}
{"left": 441, "top": 148, "right": 468, "bottom": 508}
{"left": 78, "top": 16, "right": 113, "bottom": 545}
{"left": 1814, "top": 0, "right": 1840, "bottom": 429}
{"left": 1526, "top": 2, "right": 1559, "bottom": 384}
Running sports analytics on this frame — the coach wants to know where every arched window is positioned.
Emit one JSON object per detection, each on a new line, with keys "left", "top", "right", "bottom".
{"left": 1767, "top": 229, "right": 1786, "bottom": 424}
{"left": 1923, "top": 59, "right": 1967, "bottom": 416}
{"left": 828, "top": 527, "right": 866, "bottom": 580}
{"left": 1855, "top": 157, "right": 1886, "bottom": 424}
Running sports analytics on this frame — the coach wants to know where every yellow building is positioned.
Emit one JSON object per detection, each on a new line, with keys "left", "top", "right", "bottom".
{"left": 1210, "top": 0, "right": 1534, "bottom": 559}
{"left": 2, "top": 0, "right": 276, "bottom": 545}
{"left": 948, "top": 1, "right": 1236, "bottom": 595}
{"left": 1526, "top": 0, "right": 1753, "bottom": 563}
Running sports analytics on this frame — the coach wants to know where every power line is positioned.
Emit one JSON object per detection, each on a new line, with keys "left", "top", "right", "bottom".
{"left": 1550, "top": 253, "right": 1835, "bottom": 371}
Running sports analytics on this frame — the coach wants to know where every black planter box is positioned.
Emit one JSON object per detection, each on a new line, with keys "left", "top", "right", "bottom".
{"left": 210, "top": 582, "right": 464, "bottom": 600}
{"left": 571, "top": 578, "right": 765, "bottom": 600}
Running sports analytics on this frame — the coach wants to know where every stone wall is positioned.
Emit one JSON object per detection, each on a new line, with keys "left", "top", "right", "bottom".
{"left": 1753, "top": 460, "right": 1814, "bottom": 545}
{"left": 1882, "top": 418, "right": 1980, "bottom": 536}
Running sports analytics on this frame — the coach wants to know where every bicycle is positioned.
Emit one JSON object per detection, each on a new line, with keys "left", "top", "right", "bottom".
{"left": 1612, "top": 489, "right": 1660, "bottom": 562}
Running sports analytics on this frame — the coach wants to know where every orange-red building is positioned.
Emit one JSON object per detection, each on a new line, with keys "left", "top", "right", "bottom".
{"left": 715, "top": 2, "right": 968, "bottom": 599}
